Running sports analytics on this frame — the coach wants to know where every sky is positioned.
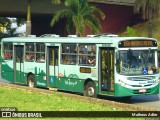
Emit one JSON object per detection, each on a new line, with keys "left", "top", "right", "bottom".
{"left": 8, "top": 17, "right": 26, "bottom": 34}
{"left": 11, "top": 22, "right": 26, "bottom": 34}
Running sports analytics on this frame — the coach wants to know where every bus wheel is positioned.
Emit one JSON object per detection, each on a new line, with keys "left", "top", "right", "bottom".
{"left": 85, "top": 81, "right": 96, "bottom": 97}
{"left": 27, "top": 75, "right": 35, "bottom": 88}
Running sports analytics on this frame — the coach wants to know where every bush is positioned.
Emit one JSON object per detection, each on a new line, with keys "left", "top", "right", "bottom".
{"left": 126, "top": 26, "right": 137, "bottom": 37}
{"left": 119, "top": 26, "right": 138, "bottom": 37}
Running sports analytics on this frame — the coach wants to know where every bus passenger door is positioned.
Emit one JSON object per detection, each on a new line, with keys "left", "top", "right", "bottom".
{"left": 46, "top": 46, "right": 59, "bottom": 88}
{"left": 14, "top": 45, "right": 24, "bottom": 83}
{"left": 99, "top": 48, "right": 115, "bottom": 94}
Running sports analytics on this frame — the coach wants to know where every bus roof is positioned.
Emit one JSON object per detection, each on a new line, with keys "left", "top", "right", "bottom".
{"left": 1, "top": 36, "right": 157, "bottom": 44}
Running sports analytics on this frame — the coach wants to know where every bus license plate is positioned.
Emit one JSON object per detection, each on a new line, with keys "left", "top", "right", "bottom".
{"left": 139, "top": 89, "right": 146, "bottom": 92}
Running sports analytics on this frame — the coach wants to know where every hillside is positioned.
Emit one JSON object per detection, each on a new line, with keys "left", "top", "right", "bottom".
{"left": 120, "top": 17, "right": 160, "bottom": 43}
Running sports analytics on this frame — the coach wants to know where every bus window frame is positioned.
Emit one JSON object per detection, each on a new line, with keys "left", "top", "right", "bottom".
{"left": 3, "top": 42, "right": 13, "bottom": 60}
{"left": 25, "top": 43, "right": 35, "bottom": 62}
{"left": 61, "top": 43, "right": 77, "bottom": 65}
{"left": 78, "top": 44, "right": 96, "bottom": 66}
{"left": 35, "top": 43, "right": 45, "bottom": 63}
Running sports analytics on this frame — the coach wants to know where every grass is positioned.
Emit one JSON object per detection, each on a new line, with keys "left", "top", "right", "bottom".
{"left": 0, "top": 87, "right": 146, "bottom": 120}
{"left": 0, "top": 87, "right": 115, "bottom": 111}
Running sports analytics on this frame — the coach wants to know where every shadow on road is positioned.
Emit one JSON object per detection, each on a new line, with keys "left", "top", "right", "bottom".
{"left": 98, "top": 94, "right": 160, "bottom": 104}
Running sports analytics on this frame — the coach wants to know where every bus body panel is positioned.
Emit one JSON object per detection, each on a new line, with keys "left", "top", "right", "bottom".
{"left": 115, "top": 82, "right": 159, "bottom": 96}
{"left": 1, "top": 60, "right": 14, "bottom": 82}
{"left": 57, "top": 65, "right": 98, "bottom": 92}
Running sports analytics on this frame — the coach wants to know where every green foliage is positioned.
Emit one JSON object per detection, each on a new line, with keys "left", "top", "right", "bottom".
{"left": 0, "top": 17, "right": 11, "bottom": 31}
{"left": 120, "top": 26, "right": 137, "bottom": 37}
{"left": 16, "top": 18, "right": 25, "bottom": 27}
{"left": 52, "top": 0, "right": 61, "bottom": 4}
{"left": 51, "top": 0, "right": 105, "bottom": 36}
{"left": 0, "top": 17, "right": 24, "bottom": 41}
{"left": 126, "top": 26, "right": 137, "bottom": 37}
{"left": 7, "top": 27, "right": 20, "bottom": 37}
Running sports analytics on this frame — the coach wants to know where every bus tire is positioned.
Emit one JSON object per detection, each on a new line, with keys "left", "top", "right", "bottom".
{"left": 85, "top": 81, "right": 96, "bottom": 97}
{"left": 27, "top": 74, "right": 35, "bottom": 88}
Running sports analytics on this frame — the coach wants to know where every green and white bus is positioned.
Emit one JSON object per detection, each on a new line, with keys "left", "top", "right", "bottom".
{"left": 1, "top": 35, "right": 159, "bottom": 97}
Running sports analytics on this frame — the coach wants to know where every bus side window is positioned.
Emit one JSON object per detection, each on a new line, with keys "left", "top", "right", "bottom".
{"left": 78, "top": 44, "right": 96, "bottom": 66}
{"left": 35, "top": 43, "right": 45, "bottom": 62}
{"left": 3, "top": 42, "right": 13, "bottom": 60}
{"left": 61, "top": 44, "right": 77, "bottom": 64}
{"left": 25, "top": 43, "right": 34, "bottom": 61}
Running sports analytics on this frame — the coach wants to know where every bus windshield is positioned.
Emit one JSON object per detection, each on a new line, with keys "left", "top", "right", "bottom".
{"left": 116, "top": 49, "right": 158, "bottom": 75}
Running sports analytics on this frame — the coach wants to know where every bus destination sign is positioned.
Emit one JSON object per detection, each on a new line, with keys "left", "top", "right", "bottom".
{"left": 118, "top": 40, "right": 157, "bottom": 48}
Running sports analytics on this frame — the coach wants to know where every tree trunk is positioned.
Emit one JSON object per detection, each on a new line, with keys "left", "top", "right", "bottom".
{"left": 26, "top": 0, "right": 31, "bottom": 36}
{"left": 26, "top": 21, "right": 31, "bottom": 36}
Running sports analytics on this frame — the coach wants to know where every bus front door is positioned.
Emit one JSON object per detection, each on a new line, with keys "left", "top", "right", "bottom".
{"left": 99, "top": 48, "right": 114, "bottom": 94}
{"left": 14, "top": 45, "right": 25, "bottom": 83}
{"left": 46, "top": 46, "right": 59, "bottom": 88}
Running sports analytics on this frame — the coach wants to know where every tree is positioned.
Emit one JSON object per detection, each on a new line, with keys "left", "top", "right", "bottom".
{"left": 7, "top": 27, "right": 20, "bottom": 37}
{"left": 51, "top": 0, "right": 105, "bottom": 36}
{"left": 0, "top": 17, "right": 11, "bottom": 33}
{"left": 16, "top": 18, "right": 25, "bottom": 27}
{"left": 134, "top": 0, "right": 160, "bottom": 37}
{"left": 0, "top": 17, "right": 24, "bottom": 40}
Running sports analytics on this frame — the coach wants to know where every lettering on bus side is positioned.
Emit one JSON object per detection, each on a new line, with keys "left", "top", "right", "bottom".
{"left": 80, "top": 67, "right": 91, "bottom": 73}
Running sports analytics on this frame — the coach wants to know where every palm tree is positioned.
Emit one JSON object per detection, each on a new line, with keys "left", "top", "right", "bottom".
{"left": 51, "top": 0, "right": 105, "bottom": 37}
{"left": 134, "top": 0, "right": 160, "bottom": 37}
{"left": 26, "top": 0, "right": 31, "bottom": 36}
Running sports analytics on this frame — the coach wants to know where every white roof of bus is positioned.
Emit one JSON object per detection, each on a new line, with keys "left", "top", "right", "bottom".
{"left": 1, "top": 36, "right": 157, "bottom": 44}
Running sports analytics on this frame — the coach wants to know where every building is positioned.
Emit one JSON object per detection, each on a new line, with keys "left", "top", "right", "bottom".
{"left": 0, "top": 0, "right": 139, "bottom": 36}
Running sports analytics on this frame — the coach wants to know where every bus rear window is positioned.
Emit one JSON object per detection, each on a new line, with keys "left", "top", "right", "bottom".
{"left": 3, "top": 42, "right": 13, "bottom": 60}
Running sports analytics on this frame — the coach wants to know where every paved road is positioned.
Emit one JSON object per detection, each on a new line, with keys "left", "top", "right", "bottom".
{"left": 129, "top": 94, "right": 160, "bottom": 111}
{"left": 0, "top": 77, "right": 160, "bottom": 111}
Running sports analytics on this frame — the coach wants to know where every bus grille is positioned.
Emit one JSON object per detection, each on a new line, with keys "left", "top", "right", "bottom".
{"left": 127, "top": 76, "right": 156, "bottom": 81}
{"left": 126, "top": 76, "right": 156, "bottom": 87}
{"left": 131, "top": 84, "right": 152, "bottom": 87}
